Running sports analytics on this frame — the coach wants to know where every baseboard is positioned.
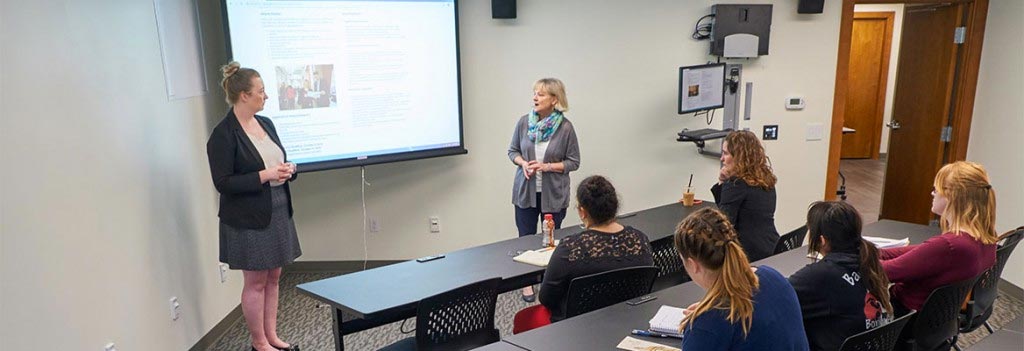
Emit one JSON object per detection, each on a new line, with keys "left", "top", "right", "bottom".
{"left": 999, "top": 279, "right": 1024, "bottom": 301}
{"left": 189, "top": 260, "right": 401, "bottom": 351}
{"left": 284, "top": 260, "right": 402, "bottom": 273}
{"left": 189, "top": 304, "right": 242, "bottom": 351}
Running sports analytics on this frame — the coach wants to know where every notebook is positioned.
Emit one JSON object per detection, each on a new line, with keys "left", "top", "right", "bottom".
{"left": 864, "top": 236, "right": 910, "bottom": 249}
{"left": 649, "top": 305, "right": 687, "bottom": 337}
{"left": 616, "top": 336, "right": 681, "bottom": 351}
{"left": 513, "top": 247, "right": 556, "bottom": 267}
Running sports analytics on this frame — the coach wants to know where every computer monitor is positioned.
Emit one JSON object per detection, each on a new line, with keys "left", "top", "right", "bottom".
{"left": 678, "top": 63, "right": 726, "bottom": 114}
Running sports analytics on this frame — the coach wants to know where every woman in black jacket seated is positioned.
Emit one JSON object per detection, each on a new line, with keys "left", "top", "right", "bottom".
{"left": 512, "top": 175, "right": 654, "bottom": 333}
{"left": 712, "top": 130, "right": 780, "bottom": 262}
{"left": 788, "top": 201, "right": 894, "bottom": 351}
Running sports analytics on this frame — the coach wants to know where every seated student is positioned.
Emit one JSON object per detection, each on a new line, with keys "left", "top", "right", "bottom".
{"left": 881, "top": 161, "right": 998, "bottom": 313}
{"left": 675, "top": 208, "right": 809, "bottom": 351}
{"left": 512, "top": 175, "right": 654, "bottom": 333}
{"left": 789, "top": 201, "right": 894, "bottom": 351}
{"left": 712, "top": 130, "right": 780, "bottom": 262}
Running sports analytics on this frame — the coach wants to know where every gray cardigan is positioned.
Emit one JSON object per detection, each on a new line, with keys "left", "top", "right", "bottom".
{"left": 508, "top": 114, "right": 580, "bottom": 212}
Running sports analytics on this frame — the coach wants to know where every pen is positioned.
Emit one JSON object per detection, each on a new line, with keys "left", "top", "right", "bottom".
{"left": 631, "top": 329, "right": 681, "bottom": 339}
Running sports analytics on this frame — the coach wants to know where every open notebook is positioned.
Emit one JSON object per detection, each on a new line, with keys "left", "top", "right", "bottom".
{"left": 649, "top": 305, "right": 687, "bottom": 337}
{"left": 512, "top": 248, "right": 556, "bottom": 267}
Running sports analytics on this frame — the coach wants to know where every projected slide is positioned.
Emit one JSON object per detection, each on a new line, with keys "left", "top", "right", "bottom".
{"left": 223, "top": 0, "right": 465, "bottom": 171}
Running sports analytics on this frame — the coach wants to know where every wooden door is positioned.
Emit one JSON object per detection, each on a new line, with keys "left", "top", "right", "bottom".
{"left": 841, "top": 12, "right": 894, "bottom": 159}
{"left": 879, "top": 4, "right": 962, "bottom": 224}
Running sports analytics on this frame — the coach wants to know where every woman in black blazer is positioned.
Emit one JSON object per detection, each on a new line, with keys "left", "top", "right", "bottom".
{"left": 206, "top": 62, "right": 300, "bottom": 351}
{"left": 711, "top": 130, "right": 779, "bottom": 262}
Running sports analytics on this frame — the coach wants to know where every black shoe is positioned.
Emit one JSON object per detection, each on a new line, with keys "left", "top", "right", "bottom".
{"left": 521, "top": 292, "right": 536, "bottom": 303}
{"left": 273, "top": 343, "right": 299, "bottom": 351}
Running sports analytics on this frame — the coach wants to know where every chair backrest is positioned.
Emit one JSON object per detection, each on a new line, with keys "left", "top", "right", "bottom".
{"left": 908, "top": 277, "right": 977, "bottom": 351}
{"left": 564, "top": 266, "right": 660, "bottom": 318}
{"left": 774, "top": 225, "right": 807, "bottom": 255}
{"left": 415, "top": 277, "right": 501, "bottom": 351}
{"left": 839, "top": 310, "right": 917, "bottom": 351}
{"left": 650, "top": 238, "right": 691, "bottom": 291}
{"left": 961, "top": 227, "right": 1024, "bottom": 332}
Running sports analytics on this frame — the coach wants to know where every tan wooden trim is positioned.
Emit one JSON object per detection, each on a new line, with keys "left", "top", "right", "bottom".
{"left": 825, "top": 0, "right": 856, "bottom": 200}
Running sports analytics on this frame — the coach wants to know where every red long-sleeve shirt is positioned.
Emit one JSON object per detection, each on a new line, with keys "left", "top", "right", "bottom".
{"left": 881, "top": 232, "right": 995, "bottom": 311}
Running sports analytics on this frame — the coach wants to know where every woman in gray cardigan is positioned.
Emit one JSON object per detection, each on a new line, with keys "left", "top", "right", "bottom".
{"left": 508, "top": 78, "right": 581, "bottom": 301}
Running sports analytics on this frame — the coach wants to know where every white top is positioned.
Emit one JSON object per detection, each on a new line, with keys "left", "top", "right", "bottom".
{"left": 247, "top": 133, "right": 286, "bottom": 187}
{"left": 534, "top": 140, "right": 549, "bottom": 192}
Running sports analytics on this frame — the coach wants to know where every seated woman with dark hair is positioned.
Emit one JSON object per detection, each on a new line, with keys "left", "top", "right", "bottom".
{"left": 789, "top": 201, "right": 894, "bottom": 351}
{"left": 512, "top": 175, "right": 654, "bottom": 333}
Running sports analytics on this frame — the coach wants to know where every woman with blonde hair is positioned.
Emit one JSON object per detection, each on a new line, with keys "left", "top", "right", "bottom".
{"left": 508, "top": 78, "right": 581, "bottom": 301}
{"left": 712, "top": 130, "right": 779, "bottom": 262}
{"left": 207, "top": 62, "right": 301, "bottom": 351}
{"left": 881, "top": 161, "right": 998, "bottom": 313}
{"left": 674, "top": 208, "right": 808, "bottom": 350}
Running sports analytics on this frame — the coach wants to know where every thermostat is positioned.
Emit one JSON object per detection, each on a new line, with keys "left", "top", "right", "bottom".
{"left": 785, "top": 96, "right": 805, "bottom": 110}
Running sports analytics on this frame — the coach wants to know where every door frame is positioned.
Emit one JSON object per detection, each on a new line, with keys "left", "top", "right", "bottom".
{"left": 844, "top": 11, "right": 895, "bottom": 160}
{"left": 824, "top": 0, "right": 989, "bottom": 200}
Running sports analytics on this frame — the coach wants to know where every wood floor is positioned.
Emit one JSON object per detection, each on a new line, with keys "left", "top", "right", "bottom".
{"left": 839, "top": 156, "right": 887, "bottom": 224}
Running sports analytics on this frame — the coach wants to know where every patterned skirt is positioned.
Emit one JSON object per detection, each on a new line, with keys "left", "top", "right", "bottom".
{"left": 219, "top": 186, "right": 302, "bottom": 270}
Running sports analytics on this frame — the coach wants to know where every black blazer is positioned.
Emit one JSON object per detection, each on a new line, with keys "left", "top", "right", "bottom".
{"left": 206, "top": 109, "right": 296, "bottom": 229}
{"left": 711, "top": 177, "right": 779, "bottom": 261}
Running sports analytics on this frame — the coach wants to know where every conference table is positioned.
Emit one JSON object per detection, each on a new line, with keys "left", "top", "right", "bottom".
{"left": 297, "top": 201, "right": 715, "bottom": 350}
{"left": 497, "top": 219, "right": 941, "bottom": 350}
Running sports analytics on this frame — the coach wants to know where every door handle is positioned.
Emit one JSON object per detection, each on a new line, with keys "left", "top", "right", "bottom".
{"left": 886, "top": 120, "right": 902, "bottom": 130}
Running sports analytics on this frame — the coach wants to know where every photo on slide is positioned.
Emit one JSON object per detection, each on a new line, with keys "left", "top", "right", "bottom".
{"left": 687, "top": 84, "right": 700, "bottom": 97}
{"left": 275, "top": 64, "right": 336, "bottom": 111}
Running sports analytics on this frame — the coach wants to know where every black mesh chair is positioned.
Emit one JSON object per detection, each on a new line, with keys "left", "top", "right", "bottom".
{"left": 650, "top": 238, "right": 691, "bottom": 291}
{"left": 379, "top": 278, "right": 501, "bottom": 351}
{"left": 900, "top": 277, "right": 978, "bottom": 351}
{"left": 564, "top": 266, "right": 659, "bottom": 319}
{"left": 839, "top": 310, "right": 917, "bottom": 351}
{"left": 959, "top": 227, "right": 1024, "bottom": 334}
{"left": 773, "top": 225, "right": 808, "bottom": 255}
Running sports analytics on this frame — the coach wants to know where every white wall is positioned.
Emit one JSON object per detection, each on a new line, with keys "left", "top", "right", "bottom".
{"left": 0, "top": 0, "right": 239, "bottom": 350}
{"left": 854, "top": 4, "right": 904, "bottom": 155}
{"left": 967, "top": 0, "right": 1024, "bottom": 288}
{"left": 0, "top": 0, "right": 843, "bottom": 349}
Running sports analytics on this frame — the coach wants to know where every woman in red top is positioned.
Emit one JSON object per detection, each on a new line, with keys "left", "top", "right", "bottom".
{"left": 881, "top": 161, "right": 998, "bottom": 312}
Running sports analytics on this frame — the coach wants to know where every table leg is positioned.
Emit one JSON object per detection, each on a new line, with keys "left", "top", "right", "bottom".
{"left": 332, "top": 308, "right": 345, "bottom": 351}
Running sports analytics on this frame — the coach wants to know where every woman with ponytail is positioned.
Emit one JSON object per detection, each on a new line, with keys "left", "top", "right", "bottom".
{"left": 674, "top": 208, "right": 808, "bottom": 350}
{"left": 881, "top": 161, "right": 998, "bottom": 313}
{"left": 512, "top": 175, "right": 653, "bottom": 333}
{"left": 788, "top": 201, "right": 893, "bottom": 351}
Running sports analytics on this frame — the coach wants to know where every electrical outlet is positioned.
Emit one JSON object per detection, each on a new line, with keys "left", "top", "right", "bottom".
{"left": 169, "top": 297, "right": 181, "bottom": 321}
{"left": 218, "top": 263, "right": 229, "bottom": 283}
{"left": 104, "top": 342, "right": 117, "bottom": 351}
{"left": 369, "top": 218, "right": 380, "bottom": 233}
{"left": 429, "top": 216, "right": 441, "bottom": 233}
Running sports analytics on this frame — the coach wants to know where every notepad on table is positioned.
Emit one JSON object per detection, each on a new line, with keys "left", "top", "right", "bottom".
{"left": 648, "top": 305, "right": 687, "bottom": 337}
{"left": 616, "top": 336, "right": 681, "bottom": 351}
{"left": 513, "top": 247, "right": 556, "bottom": 267}
{"left": 864, "top": 236, "right": 910, "bottom": 249}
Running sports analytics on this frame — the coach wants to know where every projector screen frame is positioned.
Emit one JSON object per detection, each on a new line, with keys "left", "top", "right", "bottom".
{"left": 218, "top": 0, "right": 468, "bottom": 174}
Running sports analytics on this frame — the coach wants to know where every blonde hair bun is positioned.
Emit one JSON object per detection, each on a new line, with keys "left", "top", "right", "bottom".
{"left": 221, "top": 61, "right": 241, "bottom": 79}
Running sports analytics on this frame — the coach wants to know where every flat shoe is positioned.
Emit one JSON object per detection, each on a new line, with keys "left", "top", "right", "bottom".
{"left": 521, "top": 293, "right": 536, "bottom": 303}
{"left": 273, "top": 344, "right": 299, "bottom": 351}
